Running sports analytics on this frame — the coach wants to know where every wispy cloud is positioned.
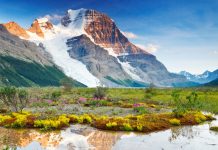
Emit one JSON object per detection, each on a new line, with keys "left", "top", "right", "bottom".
{"left": 121, "top": 31, "right": 138, "bottom": 39}
{"left": 44, "top": 14, "right": 63, "bottom": 23}
{"left": 135, "top": 43, "right": 159, "bottom": 54}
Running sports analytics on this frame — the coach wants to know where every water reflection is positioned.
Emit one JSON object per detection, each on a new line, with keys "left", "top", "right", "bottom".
{"left": 0, "top": 128, "right": 61, "bottom": 149}
{"left": 0, "top": 116, "right": 217, "bottom": 150}
{"left": 0, "top": 125, "right": 124, "bottom": 150}
{"left": 113, "top": 115, "right": 218, "bottom": 150}
{"left": 169, "top": 126, "right": 199, "bottom": 141}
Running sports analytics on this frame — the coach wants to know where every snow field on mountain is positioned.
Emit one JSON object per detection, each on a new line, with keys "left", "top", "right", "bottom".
{"left": 27, "top": 16, "right": 100, "bottom": 87}
{"left": 27, "top": 8, "right": 144, "bottom": 86}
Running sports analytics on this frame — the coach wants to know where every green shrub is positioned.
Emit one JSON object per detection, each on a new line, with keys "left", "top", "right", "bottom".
{"left": 44, "top": 108, "right": 58, "bottom": 116}
{"left": 85, "top": 100, "right": 99, "bottom": 106}
{"left": 144, "top": 83, "right": 156, "bottom": 99}
{"left": 93, "top": 86, "right": 107, "bottom": 99}
{"left": 186, "top": 91, "right": 202, "bottom": 111}
{"left": 171, "top": 90, "right": 203, "bottom": 117}
{"left": 0, "top": 87, "right": 29, "bottom": 112}
{"left": 133, "top": 106, "right": 148, "bottom": 114}
{"left": 60, "top": 77, "right": 73, "bottom": 92}
{"left": 51, "top": 91, "right": 61, "bottom": 101}
{"left": 99, "top": 100, "right": 109, "bottom": 106}
{"left": 171, "top": 90, "right": 186, "bottom": 117}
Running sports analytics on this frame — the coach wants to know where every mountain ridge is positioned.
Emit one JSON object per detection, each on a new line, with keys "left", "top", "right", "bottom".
{"left": 0, "top": 25, "right": 85, "bottom": 87}
{"left": 0, "top": 8, "right": 188, "bottom": 87}
{"left": 179, "top": 69, "right": 218, "bottom": 84}
{"left": 204, "top": 78, "right": 218, "bottom": 86}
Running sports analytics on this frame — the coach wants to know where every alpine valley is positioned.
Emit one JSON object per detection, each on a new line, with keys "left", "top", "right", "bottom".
{"left": 1, "top": 2, "right": 218, "bottom": 150}
{"left": 0, "top": 8, "right": 189, "bottom": 87}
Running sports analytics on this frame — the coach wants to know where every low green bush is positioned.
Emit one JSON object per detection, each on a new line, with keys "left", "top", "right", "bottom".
{"left": 133, "top": 106, "right": 148, "bottom": 114}
{"left": 93, "top": 86, "right": 107, "bottom": 99}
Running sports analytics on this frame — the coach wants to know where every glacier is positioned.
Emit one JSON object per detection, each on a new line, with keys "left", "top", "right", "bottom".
{"left": 27, "top": 16, "right": 100, "bottom": 87}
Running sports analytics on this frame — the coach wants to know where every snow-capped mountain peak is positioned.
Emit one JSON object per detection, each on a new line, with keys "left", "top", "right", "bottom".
{"left": 179, "top": 70, "right": 218, "bottom": 84}
{"left": 28, "top": 18, "right": 53, "bottom": 38}
{"left": 61, "top": 8, "right": 87, "bottom": 30}
{"left": 0, "top": 8, "right": 188, "bottom": 87}
{"left": 37, "top": 18, "right": 49, "bottom": 24}
{"left": 60, "top": 9, "right": 149, "bottom": 55}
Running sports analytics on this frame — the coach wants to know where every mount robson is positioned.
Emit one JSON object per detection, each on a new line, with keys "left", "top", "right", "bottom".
{"left": 0, "top": 8, "right": 190, "bottom": 87}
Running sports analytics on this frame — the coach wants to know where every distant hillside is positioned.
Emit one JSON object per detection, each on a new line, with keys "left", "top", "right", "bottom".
{"left": 172, "top": 81, "right": 200, "bottom": 88}
{"left": 179, "top": 69, "right": 218, "bottom": 84}
{"left": 0, "top": 25, "right": 86, "bottom": 87}
{"left": 0, "top": 56, "right": 86, "bottom": 87}
{"left": 204, "top": 78, "right": 218, "bottom": 87}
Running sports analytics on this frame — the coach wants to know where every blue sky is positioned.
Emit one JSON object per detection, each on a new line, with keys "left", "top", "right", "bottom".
{"left": 0, "top": 0, "right": 218, "bottom": 74}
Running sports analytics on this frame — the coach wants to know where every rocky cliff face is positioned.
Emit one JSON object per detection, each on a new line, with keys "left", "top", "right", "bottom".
{"left": 0, "top": 25, "right": 83, "bottom": 87}
{"left": 1, "top": 22, "right": 29, "bottom": 39}
{"left": 60, "top": 9, "right": 187, "bottom": 86}
{"left": 118, "top": 54, "right": 186, "bottom": 86}
{"left": 28, "top": 18, "right": 53, "bottom": 38}
{"left": 84, "top": 10, "right": 145, "bottom": 54}
{"left": 62, "top": 9, "right": 147, "bottom": 55}
{"left": 66, "top": 34, "right": 131, "bottom": 86}
{"left": 0, "top": 25, "right": 52, "bottom": 65}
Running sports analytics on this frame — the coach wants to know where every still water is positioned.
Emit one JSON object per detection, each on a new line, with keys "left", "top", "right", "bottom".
{"left": 0, "top": 116, "right": 217, "bottom": 150}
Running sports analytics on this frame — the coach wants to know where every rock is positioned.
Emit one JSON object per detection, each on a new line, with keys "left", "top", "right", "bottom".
{"left": 67, "top": 34, "right": 131, "bottom": 86}
{"left": 28, "top": 18, "right": 53, "bottom": 38}
{"left": 0, "top": 25, "right": 52, "bottom": 65}
{"left": 1, "top": 22, "right": 29, "bottom": 39}
{"left": 118, "top": 53, "right": 187, "bottom": 86}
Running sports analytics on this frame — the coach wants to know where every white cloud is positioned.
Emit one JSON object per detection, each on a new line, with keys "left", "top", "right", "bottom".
{"left": 121, "top": 31, "right": 138, "bottom": 39}
{"left": 44, "top": 14, "right": 63, "bottom": 22}
{"left": 213, "top": 50, "right": 218, "bottom": 54}
{"left": 135, "top": 43, "right": 159, "bottom": 53}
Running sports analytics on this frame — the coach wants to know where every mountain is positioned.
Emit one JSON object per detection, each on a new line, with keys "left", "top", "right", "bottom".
{"left": 204, "top": 78, "right": 218, "bottom": 86}
{"left": 0, "top": 8, "right": 187, "bottom": 87}
{"left": 0, "top": 23, "right": 85, "bottom": 87}
{"left": 179, "top": 69, "right": 218, "bottom": 84}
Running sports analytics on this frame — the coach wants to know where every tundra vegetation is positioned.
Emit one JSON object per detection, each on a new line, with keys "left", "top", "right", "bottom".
{"left": 0, "top": 86, "right": 217, "bottom": 132}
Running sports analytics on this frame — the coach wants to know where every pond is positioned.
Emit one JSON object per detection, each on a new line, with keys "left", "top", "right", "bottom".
{"left": 0, "top": 115, "right": 218, "bottom": 150}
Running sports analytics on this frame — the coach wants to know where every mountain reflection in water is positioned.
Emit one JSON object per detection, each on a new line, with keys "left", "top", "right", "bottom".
{"left": 0, "top": 116, "right": 217, "bottom": 150}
